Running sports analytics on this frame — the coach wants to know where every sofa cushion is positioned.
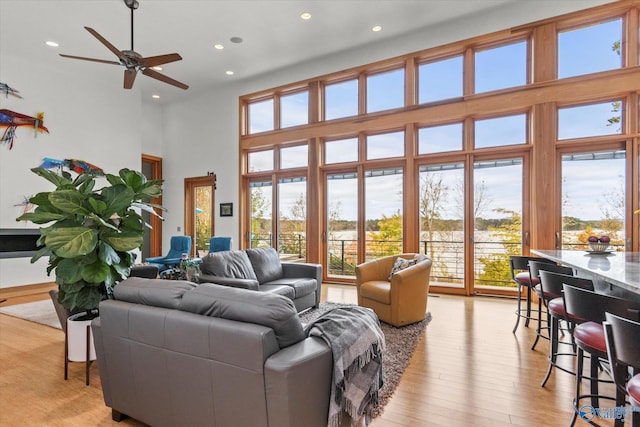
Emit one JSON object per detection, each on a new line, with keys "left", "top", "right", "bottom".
{"left": 259, "top": 284, "right": 296, "bottom": 300}
{"left": 179, "top": 283, "right": 304, "bottom": 348}
{"left": 246, "top": 247, "right": 283, "bottom": 284}
{"left": 113, "top": 277, "right": 196, "bottom": 310}
{"left": 200, "top": 250, "right": 257, "bottom": 280}
{"left": 263, "top": 278, "right": 316, "bottom": 298}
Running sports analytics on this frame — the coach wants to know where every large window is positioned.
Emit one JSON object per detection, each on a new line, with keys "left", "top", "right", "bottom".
{"left": 326, "top": 172, "right": 358, "bottom": 278}
{"left": 241, "top": 2, "right": 638, "bottom": 293}
{"left": 561, "top": 150, "right": 626, "bottom": 251}
{"left": 366, "top": 68, "right": 405, "bottom": 113}
{"left": 475, "top": 40, "right": 527, "bottom": 93}
{"left": 365, "top": 168, "right": 404, "bottom": 260}
{"left": 558, "top": 100, "right": 623, "bottom": 139}
{"left": 281, "top": 91, "right": 309, "bottom": 128}
{"left": 558, "top": 19, "right": 622, "bottom": 79}
{"left": 475, "top": 114, "right": 527, "bottom": 149}
{"left": 366, "top": 131, "right": 404, "bottom": 160}
{"left": 473, "top": 159, "right": 524, "bottom": 289}
{"left": 418, "top": 123, "right": 463, "bottom": 154}
{"left": 325, "top": 79, "right": 358, "bottom": 120}
{"left": 418, "top": 55, "right": 463, "bottom": 103}
{"left": 419, "top": 163, "right": 465, "bottom": 288}
{"left": 278, "top": 177, "right": 307, "bottom": 261}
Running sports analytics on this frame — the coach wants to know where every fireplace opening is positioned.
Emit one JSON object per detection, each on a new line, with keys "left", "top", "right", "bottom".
{"left": 0, "top": 229, "right": 43, "bottom": 259}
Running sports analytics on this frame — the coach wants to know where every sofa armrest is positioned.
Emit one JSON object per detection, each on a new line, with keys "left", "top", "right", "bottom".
{"left": 282, "top": 262, "right": 321, "bottom": 280}
{"left": 282, "top": 263, "right": 322, "bottom": 307}
{"left": 198, "top": 274, "right": 260, "bottom": 290}
{"left": 264, "top": 337, "right": 332, "bottom": 427}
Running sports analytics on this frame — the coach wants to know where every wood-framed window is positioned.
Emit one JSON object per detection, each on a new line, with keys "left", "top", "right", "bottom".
{"left": 239, "top": 1, "right": 640, "bottom": 294}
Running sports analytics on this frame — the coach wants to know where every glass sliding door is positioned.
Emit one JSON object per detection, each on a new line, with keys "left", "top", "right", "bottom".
{"left": 473, "top": 158, "right": 523, "bottom": 290}
{"left": 419, "top": 163, "right": 465, "bottom": 288}
{"left": 249, "top": 180, "right": 273, "bottom": 248}
{"left": 561, "top": 150, "right": 626, "bottom": 251}
{"left": 277, "top": 177, "right": 307, "bottom": 261}
{"left": 365, "top": 168, "right": 403, "bottom": 261}
{"left": 326, "top": 172, "right": 358, "bottom": 278}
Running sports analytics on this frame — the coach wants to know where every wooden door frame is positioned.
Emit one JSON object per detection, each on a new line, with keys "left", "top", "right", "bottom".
{"left": 142, "top": 154, "right": 163, "bottom": 258}
{"left": 184, "top": 175, "right": 216, "bottom": 257}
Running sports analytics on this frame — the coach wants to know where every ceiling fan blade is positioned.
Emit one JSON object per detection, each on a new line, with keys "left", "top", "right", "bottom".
{"left": 84, "top": 26, "right": 124, "bottom": 60}
{"left": 141, "top": 53, "right": 183, "bottom": 68}
{"left": 59, "top": 54, "right": 121, "bottom": 66}
{"left": 142, "top": 68, "right": 189, "bottom": 90}
{"left": 124, "top": 69, "right": 137, "bottom": 89}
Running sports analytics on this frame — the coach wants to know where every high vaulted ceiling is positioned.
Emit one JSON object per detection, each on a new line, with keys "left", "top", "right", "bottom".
{"left": 0, "top": 0, "right": 613, "bottom": 104}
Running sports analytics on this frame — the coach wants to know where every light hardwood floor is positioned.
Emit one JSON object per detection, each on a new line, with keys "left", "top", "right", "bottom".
{"left": 0, "top": 285, "right": 628, "bottom": 426}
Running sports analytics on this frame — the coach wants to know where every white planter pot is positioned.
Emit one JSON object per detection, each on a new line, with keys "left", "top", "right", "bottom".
{"left": 66, "top": 313, "right": 97, "bottom": 362}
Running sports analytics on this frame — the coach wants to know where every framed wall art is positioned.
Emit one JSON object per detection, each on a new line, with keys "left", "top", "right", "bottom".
{"left": 220, "top": 203, "right": 233, "bottom": 217}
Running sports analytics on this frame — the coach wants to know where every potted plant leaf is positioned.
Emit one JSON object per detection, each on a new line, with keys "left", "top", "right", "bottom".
{"left": 16, "top": 160, "right": 163, "bottom": 328}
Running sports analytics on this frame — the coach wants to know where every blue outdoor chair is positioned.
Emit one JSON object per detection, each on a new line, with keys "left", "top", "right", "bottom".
{"left": 209, "top": 237, "right": 232, "bottom": 253}
{"left": 145, "top": 236, "right": 192, "bottom": 272}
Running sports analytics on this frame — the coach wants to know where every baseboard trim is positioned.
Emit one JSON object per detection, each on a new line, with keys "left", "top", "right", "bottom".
{"left": 0, "top": 282, "right": 57, "bottom": 300}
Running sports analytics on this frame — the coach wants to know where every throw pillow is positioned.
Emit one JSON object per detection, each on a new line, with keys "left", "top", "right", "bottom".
{"left": 388, "top": 257, "right": 418, "bottom": 280}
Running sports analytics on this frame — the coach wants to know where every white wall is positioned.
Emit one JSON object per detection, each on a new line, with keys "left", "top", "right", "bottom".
{"left": 0, "top": 54, "right": 143, "bottom": 287}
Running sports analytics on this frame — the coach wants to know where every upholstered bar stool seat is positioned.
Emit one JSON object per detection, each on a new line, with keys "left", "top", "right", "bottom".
{"left": 629, "top": 375, "right": 640, "bottom": 407}
{"left": 573, "top": 321, "right": 606, "bottom": 354}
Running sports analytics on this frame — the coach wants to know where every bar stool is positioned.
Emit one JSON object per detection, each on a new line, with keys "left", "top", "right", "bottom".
{"left": 562, "top": 284, "right": 640, "bottom": 426}
{"left": 528, "top": 260, "right": 573, "bottom": 350}
{"left": 538, "top": 271, "right": 594, "bottom": 387}
{"left": 510, "top": 256, "right": 555, "bottom": 334}
{"left": 603, "top": 312, "right": 640, "bottom": 427}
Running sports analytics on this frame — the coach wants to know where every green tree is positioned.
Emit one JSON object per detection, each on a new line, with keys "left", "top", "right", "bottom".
{"left": 369, "top": 210, "right": 402, "bottom": 257}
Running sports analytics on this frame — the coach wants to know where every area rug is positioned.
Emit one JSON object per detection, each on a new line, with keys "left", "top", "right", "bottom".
{"left": 0, "top": 299, "right": 61, "bottom": 330}
{"left": 300, "top": 302, "right": 432, "bottom": 418}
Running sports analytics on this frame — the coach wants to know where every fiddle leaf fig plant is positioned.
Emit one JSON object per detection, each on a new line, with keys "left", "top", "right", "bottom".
{"left": 17, "top": 165, "right": 163, "bottom": 314}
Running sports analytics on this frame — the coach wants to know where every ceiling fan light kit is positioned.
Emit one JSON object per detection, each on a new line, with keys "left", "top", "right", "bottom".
{"left": 59, "top": 0, "right": 188, "bottom": 90}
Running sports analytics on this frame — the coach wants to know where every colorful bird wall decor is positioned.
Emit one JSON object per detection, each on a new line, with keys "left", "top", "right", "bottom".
{"left": 0, "top": 109, "right": 49, "bottom": 149}
{"left": 39, "top": 157, "right": 104, "bottom": 175}
{"left": 0, "top": 83, "right": 22, "bottom": 99}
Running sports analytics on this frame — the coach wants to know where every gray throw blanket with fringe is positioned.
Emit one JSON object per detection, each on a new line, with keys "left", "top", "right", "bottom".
{"left": 304, "top": 306, "right": 385, "bottom": 427}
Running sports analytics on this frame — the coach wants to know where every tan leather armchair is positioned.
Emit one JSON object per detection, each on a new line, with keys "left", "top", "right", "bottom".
{"left": 356, "top": 253, "right": 432, "bottom": 327}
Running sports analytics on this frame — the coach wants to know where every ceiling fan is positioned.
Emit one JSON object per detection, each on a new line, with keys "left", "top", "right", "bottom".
{"left": 59, "top": 0, "right": 188, "bottom": 90}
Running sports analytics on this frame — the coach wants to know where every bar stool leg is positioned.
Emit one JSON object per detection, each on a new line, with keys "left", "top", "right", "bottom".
{"left": 524, "top": 286, "right": 532, "bottom": 327}
{"left": 513, "top": 285, "right": 523, "bottom": 333}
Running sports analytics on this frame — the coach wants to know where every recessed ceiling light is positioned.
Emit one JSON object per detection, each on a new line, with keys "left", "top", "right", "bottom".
{"left": 151, "top": 66, "right": 163, "bottom": 71}
{"left": 230, "top": 36, "right": 243, "bottom": 44}
{"left": 372, "top": 25, "right": 383, "bottom": 32}
{"left": 45, "top": 41, "right": 59, "bottom": 47}
{"left": 300, "top": 12, "right": 312, "bottom": 20}
{"left": 226, "top": 70, "right": 235, "bottom": 76}
{"left": 214, "top": 44, "right": 224, "bottom": 50}
{"left": 152, "top": 94, "right": 160, "bottom": 99}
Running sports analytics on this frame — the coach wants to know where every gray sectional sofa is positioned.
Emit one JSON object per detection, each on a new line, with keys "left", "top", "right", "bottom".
{"left": 92, "top": 277, "right": 335, "bottom": 427}
{"left": 199, "top": 247, "right": 321, "bottom": 312}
